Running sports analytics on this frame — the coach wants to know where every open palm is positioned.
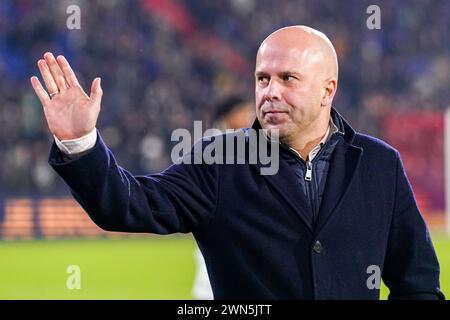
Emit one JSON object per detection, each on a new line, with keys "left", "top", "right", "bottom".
{"left": 30, "top": 52, "right": 103, "bottom": 140}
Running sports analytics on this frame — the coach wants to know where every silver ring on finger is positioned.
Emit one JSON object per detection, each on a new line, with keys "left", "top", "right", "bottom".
{"left": 49, "top": 91, "right": 59, "bottom": 99}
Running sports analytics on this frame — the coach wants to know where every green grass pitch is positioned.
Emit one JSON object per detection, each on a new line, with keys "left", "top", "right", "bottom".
{"left": 0, "top": 233, "right": 448, "bottom": 299}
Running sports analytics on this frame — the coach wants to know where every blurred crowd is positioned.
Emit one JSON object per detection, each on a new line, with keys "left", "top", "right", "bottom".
{"left": 0, "top": 0, "right": 449, "bottom": 196}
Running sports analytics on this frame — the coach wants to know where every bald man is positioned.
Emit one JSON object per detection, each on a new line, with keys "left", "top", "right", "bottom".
{"left": 32, "top": 26, "right": 443, "bottom": 300}
{"left": 255, "top": 26, "right": 338, "bottom": 159}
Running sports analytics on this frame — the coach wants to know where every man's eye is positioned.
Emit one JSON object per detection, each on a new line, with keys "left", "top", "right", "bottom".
{"left": 283, "top": 75, "right": 296, "bottom": 81}
{"left": 258, "top": 77, "right": 269, "bottom": 85}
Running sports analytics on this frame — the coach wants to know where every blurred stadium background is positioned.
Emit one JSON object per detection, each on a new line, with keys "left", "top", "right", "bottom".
{"left": 0, "top": 0, "right": 449, "bottom": 299}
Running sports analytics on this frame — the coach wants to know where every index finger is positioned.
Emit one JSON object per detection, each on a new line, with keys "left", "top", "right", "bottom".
{"left": 56, "top": 55, "right": 80, "bottom": 88}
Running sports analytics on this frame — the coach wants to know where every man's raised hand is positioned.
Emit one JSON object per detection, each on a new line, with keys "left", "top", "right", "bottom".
{"left": 30, "top": 52, "right": 102, "bottom": 140}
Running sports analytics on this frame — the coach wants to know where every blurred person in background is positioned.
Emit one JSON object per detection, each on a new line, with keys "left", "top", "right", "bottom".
{"left": 30, "top": 25, "right": 444, "bottom": 299}
{"left": 192, "top": 96, "right": 254, "bottom": 300}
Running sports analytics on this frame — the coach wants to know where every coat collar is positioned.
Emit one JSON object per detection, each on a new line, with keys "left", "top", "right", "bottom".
{"left": 249, "top": 107, "right": 355, "bottom": 144}
{"left": 248, "top": 107, "right": 363, "bottom": 234}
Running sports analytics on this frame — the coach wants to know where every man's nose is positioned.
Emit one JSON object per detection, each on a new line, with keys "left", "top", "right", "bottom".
{"left": 264, "top": 79, "right": 282, "bottom": 102}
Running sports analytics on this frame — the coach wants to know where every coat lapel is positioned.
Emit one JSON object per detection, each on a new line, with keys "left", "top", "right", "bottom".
{"left": 250, "top": 160, "right": 314, "bottom": 233}
{"left": 246, "top": 108, "right": 363, "bottom": 235}
{"left": 245, "top": 124, "right": 314, "bottom": 233}
{"left": 314, "top": 139, "right": 363, "bottom": 235}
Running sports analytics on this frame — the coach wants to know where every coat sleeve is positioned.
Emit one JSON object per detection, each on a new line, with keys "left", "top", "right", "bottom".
{"left": 382, "top": 151, "right": 445, "bottom": 300}
{"left": 48, "top": 133, "right": 220, "bottom": 234}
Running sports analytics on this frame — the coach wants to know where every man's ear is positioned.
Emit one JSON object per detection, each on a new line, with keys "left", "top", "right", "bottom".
{"left": 321, "top": 78, "right": 337, "bottom": 107}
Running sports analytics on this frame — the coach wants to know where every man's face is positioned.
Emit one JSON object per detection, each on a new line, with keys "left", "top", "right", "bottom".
{"left": 255, "top": 43, "right": 325, "bottom": 142}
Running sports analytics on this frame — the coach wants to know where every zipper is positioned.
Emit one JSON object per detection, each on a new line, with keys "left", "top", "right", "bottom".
{"left": 282, "top": 131, "right": 337, "bottom": 181}
{"left": 305, "top": 160, "right": 315, "bottom": 223}
{"left": 305, "top": 161, "right": 312, "bottom": 181}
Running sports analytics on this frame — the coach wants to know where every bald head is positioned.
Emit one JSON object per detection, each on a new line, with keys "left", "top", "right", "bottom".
{"left": 254, "top": 26, "right": 340, "bottom": 150}
{"left": 257, "top": 25, "right": 338, "bottom": 81}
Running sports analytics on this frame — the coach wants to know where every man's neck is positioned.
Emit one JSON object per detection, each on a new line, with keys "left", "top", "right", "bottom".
{"left": 287, "top": 115, "right": 331, "bottom": 161}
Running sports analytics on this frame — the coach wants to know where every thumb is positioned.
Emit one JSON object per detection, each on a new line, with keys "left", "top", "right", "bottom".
{"left": 90, "top": 77, "right": 103, "bottom": 103}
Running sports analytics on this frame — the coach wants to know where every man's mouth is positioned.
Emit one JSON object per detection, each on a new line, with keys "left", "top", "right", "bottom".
{"left": 263, "top": 110, "right": 288, "bottom": 116}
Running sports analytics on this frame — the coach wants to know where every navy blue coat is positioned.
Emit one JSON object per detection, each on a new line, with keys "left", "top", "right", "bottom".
{"left": 49, "top": 108, "right": 444, "bottom": 300}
